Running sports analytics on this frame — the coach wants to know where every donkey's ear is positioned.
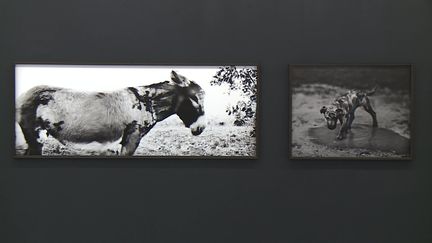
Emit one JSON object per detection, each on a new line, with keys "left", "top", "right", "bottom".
{"left": 320, "top": 106, "right": 327, "bottom": 114}
{"left": 171, "top": 71, "right": 190, "bottom": 87}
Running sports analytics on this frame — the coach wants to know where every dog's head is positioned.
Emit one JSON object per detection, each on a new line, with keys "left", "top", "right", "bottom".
{"left": 320, "top": 106, "right": 344, "bottom": 130}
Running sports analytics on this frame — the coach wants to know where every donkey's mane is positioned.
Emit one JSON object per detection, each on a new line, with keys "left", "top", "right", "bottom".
{"left": 143, "top": 80, "right": 171, "bottom": 89}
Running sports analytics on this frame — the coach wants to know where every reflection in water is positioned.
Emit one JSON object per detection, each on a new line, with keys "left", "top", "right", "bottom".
{"left": 308, "top": 124, "right": 409, "bottom": 155}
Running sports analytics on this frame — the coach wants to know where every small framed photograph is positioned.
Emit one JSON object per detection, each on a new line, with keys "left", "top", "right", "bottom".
{"left": 289, "top": 64, "right": 413, "bottom": 160}
{"left": 15, "top": 64, "right": 259, "bottom": 158}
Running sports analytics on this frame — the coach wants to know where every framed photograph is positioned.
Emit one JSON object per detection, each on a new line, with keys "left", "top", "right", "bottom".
{"left": 15, "top": 64, "right": 259, "bottom": 158}
{"left": 289, "top": 64, "right": 413, "bottom": 160}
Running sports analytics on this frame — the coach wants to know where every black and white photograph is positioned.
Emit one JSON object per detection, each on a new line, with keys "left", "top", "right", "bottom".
{"left": 15, "top": 64, "right": 258, "bottom": 158}
{"left": 290, "top": 65, "right": 413, "bottom": 159}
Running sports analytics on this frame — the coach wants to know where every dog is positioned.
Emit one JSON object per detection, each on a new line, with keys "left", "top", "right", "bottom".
{"left": 320, "top": 87, "right": 378, "bottom": 140}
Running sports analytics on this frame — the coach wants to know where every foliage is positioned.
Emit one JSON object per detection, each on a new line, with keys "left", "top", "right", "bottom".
{"left": 211, "top": 66, "right": 257, "bottom": 136}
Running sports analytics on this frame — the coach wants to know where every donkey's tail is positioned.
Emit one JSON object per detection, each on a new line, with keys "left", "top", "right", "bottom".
{"left": 366, "top": 86, "right": 378, "bottom": 96}
{"left": 16, "top": 85, "right": 59, "bottom": 125}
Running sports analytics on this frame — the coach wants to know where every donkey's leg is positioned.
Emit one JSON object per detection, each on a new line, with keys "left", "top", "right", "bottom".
{"left": 119, "top": 121, "right": 147, "bottom": 156}
{"left": 19, "top": 122, "right": 43, "bottom": 155}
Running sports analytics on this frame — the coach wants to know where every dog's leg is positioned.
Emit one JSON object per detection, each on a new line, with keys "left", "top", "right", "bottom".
{"left": 337, "top": 114, "right": 351, "bottom": 140}
{"left": 338, "top": 116, "right": 344, "bottom": 126}
{"left": 363, "top": 99, "right": 378, "bottom": 127}
{"left": 347, "top": 112, "right": 355, "bottom": 130}
{"left": 341, "top": 104, "right": 357, "bottom": 138}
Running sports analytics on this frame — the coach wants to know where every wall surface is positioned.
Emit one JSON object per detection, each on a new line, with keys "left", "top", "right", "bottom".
{"left": 1, "top": 0, "right": 431, "bottom": 242}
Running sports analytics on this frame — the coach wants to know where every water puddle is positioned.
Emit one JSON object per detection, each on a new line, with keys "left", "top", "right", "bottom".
{"left": 308, "top": 124, "right": 410, "bottom": 155}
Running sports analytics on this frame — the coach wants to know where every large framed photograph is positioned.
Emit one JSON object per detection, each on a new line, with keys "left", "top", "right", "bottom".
{"left": 289, "top": 64, "right": 413, "bottom": 160}
{"left": 15, "top": 64, "right": 259, "bottom": 158}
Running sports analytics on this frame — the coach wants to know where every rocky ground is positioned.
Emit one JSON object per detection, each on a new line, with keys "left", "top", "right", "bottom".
{"left": 16, "top": 117, "right": 256, "bottom": 157}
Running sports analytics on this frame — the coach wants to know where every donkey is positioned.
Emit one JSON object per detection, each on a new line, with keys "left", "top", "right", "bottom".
{"left": 16, "top": 71, "right": 206, "bottom": 156}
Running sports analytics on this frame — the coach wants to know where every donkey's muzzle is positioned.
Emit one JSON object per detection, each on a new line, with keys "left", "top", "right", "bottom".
{"left": 191, "top": 125, "right": 205, "bottom": 136}
{"left": 189, "top": 115, "right": 206, "bottom": 136}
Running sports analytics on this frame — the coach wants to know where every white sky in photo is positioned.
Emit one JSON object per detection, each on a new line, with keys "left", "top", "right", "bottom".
{"left": 15, "top": 65, "right": 256, "bottom": 117}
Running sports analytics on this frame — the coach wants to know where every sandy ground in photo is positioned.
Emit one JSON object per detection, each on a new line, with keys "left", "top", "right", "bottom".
{"left": 291, "top": 84, "right": 410, "bottom": 158}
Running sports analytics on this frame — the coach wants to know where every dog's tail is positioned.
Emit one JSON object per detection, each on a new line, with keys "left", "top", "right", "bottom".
{"left": 366, "top": 85, "right": 378, "bottom": 96}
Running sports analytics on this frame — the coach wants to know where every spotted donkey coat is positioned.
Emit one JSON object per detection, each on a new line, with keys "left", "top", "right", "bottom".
{"left": 320, "top": 87, "right": 378, "bottom": 140}
{"left": 16, "top": 71, "right": 206, "bottom": 156}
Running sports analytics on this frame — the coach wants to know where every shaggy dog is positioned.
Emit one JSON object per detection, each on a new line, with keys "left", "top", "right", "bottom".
{"left": 320, "top": 87, "right": 378, "bottom": 140}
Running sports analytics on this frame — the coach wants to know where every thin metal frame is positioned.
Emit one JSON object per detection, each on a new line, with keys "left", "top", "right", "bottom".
{"left": 13, "top": 62, "right": 261, "bottom": 160}
{"left": 288, "top": 64, "right": 414, "bottom": 161}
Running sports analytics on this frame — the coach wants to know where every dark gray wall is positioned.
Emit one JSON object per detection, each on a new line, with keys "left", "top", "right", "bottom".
{"left": 1, "top": 0, "right": 431, "bottom": 242}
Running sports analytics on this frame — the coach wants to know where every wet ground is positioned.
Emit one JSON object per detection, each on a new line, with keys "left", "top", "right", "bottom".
{"left": 308, "top": 124, "right": 410, "bottom": 155}
{"left": 291, "top": 84, "right": 411, "bottom": 159}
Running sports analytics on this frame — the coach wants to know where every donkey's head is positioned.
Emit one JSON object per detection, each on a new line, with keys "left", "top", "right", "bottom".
{"left": 171, "top": 71, "right": 206, "bottom": 136}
